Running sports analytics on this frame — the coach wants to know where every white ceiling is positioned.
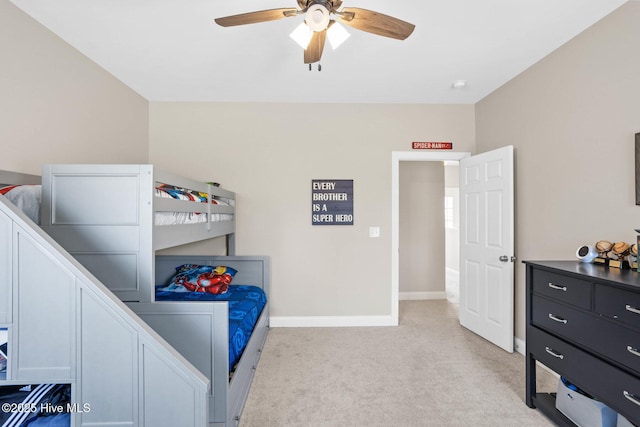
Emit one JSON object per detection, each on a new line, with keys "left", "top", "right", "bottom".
{"left": 11, "top": 0, "right": 628, "bottom": 104}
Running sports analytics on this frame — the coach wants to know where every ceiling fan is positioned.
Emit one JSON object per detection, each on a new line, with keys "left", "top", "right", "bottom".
{"left": 214, "top": 0, "right": 415, "bottom": 64}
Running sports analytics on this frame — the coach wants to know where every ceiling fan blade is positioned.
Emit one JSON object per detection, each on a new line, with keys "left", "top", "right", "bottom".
{"left": 297, "top": 0, "right": 306, "bottom": 9}
{"left": 336, "top": 7, "right": 415, "bottom": 40}
{"left": 215, "top": 8, "right": 298, "bottom": 27}
{"left": 304, "top": 30, "right": 327, "bottom": 64}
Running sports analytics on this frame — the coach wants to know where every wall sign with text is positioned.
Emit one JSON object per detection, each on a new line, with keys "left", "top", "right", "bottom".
{"left": 412, "top": 141, "right": 453, "bottom": 150}
{"left": 311, "top": 179, "right": 353, "bottom": 225}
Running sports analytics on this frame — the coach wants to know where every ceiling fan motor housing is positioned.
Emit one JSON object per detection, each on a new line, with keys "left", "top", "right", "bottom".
{"left": 305, "top": 3, "right": 330, "bottom": 31}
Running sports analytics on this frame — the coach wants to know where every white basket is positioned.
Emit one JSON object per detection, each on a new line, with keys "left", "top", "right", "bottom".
{"left": 556, "top": 377, "right": 618, "bottom": 427}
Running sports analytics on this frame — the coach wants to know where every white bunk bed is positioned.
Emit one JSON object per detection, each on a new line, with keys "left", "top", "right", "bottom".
{"left": 37, "top": 164, "right": 270, "bottom": 427}
{"left": 0, "top": 170, "right": 210, "bottom": 426}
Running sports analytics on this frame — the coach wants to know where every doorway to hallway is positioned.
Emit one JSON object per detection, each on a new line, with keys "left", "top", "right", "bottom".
{"left": 391, "top": 150, "right": 469, "bottom": 324}
{"left": 398, "top": 161, "right": 460, "bottom": 305}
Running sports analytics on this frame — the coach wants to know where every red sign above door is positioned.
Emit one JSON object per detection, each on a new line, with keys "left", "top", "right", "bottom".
{"left": 412, "top": 142, "right": 453, "bottom": 150}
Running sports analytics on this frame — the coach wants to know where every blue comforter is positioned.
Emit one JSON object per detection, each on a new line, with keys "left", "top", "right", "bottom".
{"left": 155, "top": 285, "right": 267, "bottom": 371}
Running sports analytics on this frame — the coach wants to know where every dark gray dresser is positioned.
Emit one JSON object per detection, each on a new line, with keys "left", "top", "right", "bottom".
{"left": 524, "top": 261, "right": 640, "bottom": 426}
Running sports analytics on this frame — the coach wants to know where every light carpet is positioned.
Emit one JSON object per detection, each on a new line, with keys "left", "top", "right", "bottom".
{"left": 240, "top": 300, "right": 557, "bottom": 427}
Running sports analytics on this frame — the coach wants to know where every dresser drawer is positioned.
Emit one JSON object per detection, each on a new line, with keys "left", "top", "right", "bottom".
{"left": 532, "top": 295, "right": 598, "bottom": 343}
{"left": 528, "top": 327, "right": 640, "bottom": 425}
{"left": 532, "top": 269, "right": 592, "bottom": 309}
{"left": 533, "top": 295, "right": 640, "bottom": 376}
{"left": 527, "top": 325, "right": 593, "bottom": 380}
{"left": 596, "top": 284, "right": 640, "bottom": 330}
{"left": 592, "top": 323, "right": 640, "bottom": 377}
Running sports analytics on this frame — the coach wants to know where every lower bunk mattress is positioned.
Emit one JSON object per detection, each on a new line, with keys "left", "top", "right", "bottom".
{"left": 155, "top": 283, "right": 267, "bottom": 371}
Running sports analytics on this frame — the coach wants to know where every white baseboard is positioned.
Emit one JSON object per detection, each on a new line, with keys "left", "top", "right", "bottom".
{"left": 514, "top": 336, "right": 525, "bottom": 355}
{"left": 399, "top": 291, "right": 447, "bottom": 301}
{"left": 269, "top": 315, "right": 397, "bottom": 327}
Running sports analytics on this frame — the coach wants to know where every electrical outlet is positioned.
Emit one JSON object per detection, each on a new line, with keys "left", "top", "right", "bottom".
{"left": 369, "top": 227, "right": 380, "bottom": 238}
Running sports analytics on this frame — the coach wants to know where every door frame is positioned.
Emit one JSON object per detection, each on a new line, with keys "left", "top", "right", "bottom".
{"left": 391, "top": 151, "right": 471, "bottom": 325}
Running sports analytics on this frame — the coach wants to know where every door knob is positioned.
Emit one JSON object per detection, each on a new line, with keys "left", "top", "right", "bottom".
{"left": 500, "top": 255, "right": 516, "bottom": 262}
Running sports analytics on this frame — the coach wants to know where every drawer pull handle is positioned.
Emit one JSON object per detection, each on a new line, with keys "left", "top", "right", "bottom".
{"left": 626, "top": 305, "right": 640, "bottom": 315}
{"left": 548, "top": 283, "right": 567, "bottom": 291}
{"left": 548, "top": 313, "right": 568, "bottom": 324}
{"left": 623, "top": 391, "right": 640, "bottom": 407}
{"left": 627, "top": 346, "right": 640, "bottom": 357}
{"left": 545, "top": 346, "right": 564, "bottom": 359}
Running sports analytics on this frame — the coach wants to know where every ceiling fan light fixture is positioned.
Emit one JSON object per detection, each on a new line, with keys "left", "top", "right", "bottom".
{"left": 327, "top": 22, "right": 350, "bottom": 50}
{"left": 305, "top": 4, "right": 330, "bottom": 32}
{"left": 290, "top": 22, "right": 313, "bottom": 49}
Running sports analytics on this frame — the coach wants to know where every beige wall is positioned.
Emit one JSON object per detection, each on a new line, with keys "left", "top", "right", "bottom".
{"left": 0, "top": 1, "right": 149, "bottom": 175}
{"left": 476, "top": 1, "right": 640, "bottom": 340}
{"left": 149, "top": 103, "right": 475, "bottom": 319}
{"left": 399, "top": 161, "right": 445, "bottom": 295}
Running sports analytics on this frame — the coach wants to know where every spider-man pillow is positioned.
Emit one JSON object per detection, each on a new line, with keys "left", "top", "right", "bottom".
{"left": 159, "top": 264, "right": 237, "bottom": 295}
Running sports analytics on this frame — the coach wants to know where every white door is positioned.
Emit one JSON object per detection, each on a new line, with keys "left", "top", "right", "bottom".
{"left": 459, "top": 145, "right": 514, "bottom": 352}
